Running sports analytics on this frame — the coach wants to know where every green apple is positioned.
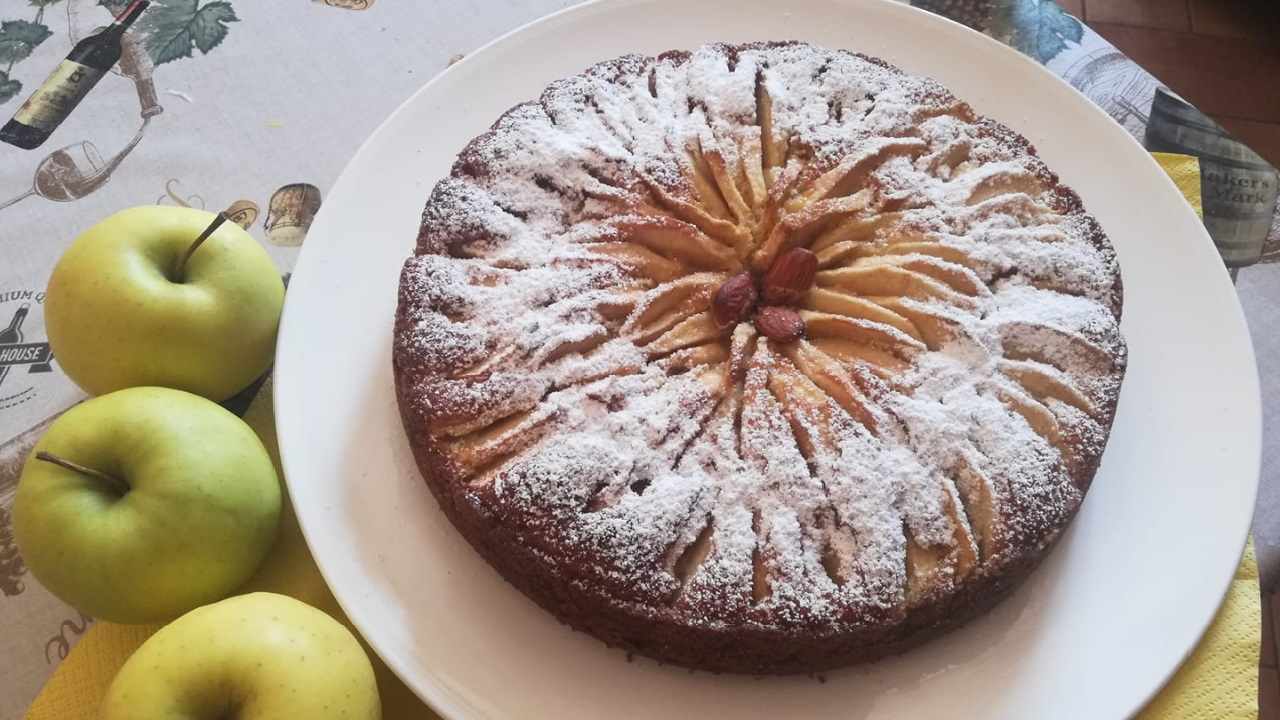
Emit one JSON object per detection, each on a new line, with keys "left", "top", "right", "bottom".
{"left": 101, "top": 592, "right": 381, "bottom": 720}
{"left": 46, "top": 205, "right": 285, "bottom": 402}
{"left": 13, "top": 386, "right": 281, "bottom": 624}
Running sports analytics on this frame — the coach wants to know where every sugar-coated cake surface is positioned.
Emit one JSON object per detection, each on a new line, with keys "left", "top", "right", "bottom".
{"left": 393, "top": 41, "right": 1126, "bottom": 674}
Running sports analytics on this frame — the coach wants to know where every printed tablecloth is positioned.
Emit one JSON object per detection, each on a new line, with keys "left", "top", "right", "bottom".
{"left": 0, "top": 1, "right": 1275, "bottom": 718}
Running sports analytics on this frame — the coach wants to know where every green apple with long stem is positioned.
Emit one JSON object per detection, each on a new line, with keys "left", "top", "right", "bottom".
{"left": 101, "top": 592, "right": 381, "bottom": 720}
{"left": 45, "top": 206, "right": 285, "bottom": 402}
{"left": 12, "top": 386, "right": 281, "bottom": 624}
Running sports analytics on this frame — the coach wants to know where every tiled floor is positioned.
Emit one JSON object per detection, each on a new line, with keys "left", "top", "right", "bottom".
{"left": 1071, "top": 0, "right": 1280, "bottom": 168}
{"left": 1064, "top": 3, "right": 1280, "bottom": 716}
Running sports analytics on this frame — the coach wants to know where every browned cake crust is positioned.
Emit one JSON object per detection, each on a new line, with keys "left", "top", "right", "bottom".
{"left": 393, "top": 41, "right": 1126, "bottom": 674}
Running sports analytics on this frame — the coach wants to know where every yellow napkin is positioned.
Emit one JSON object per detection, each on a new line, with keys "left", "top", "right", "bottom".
{"left": 1152, "top": 152, "right": 1205, "bottom": 220}
{"left": 1138, "top": 539, "right": 1260, "bottom": 719}
{"left": 24, "top": 153, "right": 1259, "bottom": 720}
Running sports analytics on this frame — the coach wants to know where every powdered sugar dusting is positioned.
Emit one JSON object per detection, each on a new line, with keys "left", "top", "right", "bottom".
{"left": 394, "top": 41, "right": 1126, "bottom": 639}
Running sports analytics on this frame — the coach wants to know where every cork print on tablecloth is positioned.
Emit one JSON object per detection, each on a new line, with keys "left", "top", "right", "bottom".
{"left": 0, "top": 1, "right": 1275, "bottom": 718}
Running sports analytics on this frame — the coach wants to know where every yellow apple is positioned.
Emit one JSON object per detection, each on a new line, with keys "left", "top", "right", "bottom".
{"left": 46, "top": 206, "right": 285, "bottom": 401}
{"left": 101, "top": 592, "right": 381, "bottom": 720}
{"left": 12, "top": 387, "right": 281, "bottom": 624}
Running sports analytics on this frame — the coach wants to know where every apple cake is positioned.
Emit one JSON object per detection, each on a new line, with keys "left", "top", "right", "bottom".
{"left": 393, "top": 41, "right": 1126, "bottom": 674}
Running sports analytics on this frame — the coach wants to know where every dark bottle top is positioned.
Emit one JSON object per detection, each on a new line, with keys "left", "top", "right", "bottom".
{"left": 0, "top": 302, "right": 30, "bottom": 389}
{"left": 0, "top": 304, "right": 28, "bottom": 345}
{"left": 0, "top": 1, "right": 149, "bottom": 150}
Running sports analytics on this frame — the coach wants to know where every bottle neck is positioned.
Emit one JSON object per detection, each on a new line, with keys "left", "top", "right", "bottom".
{"left": 110, "top": 0, "right": 149, "bottom": 33}
{"left": 6, "top": 306, "right": 28, "bottom": 332}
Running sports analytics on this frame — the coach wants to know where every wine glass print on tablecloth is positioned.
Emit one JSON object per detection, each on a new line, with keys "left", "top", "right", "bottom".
{"left": 0, "top": 0, "right": 246, "bottom": 214}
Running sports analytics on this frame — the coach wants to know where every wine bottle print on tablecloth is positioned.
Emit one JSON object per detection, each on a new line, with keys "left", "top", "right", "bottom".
{"left": 2, "top": 1, "right": 149, "bottom": 149}
{"left": 0, "top": 26, "right": 162, "bottom": 212}
{"left": 0, "top": 301, "right": 53, "bottom": 399}
{"left": 0, "top": 304, "right": 30, "bottom": 392}
{"left": 0, "top": 0, "right": 241, "bottom": 213}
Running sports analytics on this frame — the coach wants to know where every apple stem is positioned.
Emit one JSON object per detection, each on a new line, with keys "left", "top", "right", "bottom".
{"left": 35, "top": 451, "right": 130, "bottom": 496}
{"left": 174, "top": 212, "right": 230, "bottom": 282}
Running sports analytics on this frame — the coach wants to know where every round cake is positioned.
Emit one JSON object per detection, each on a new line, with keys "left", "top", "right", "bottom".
{"left": 393, "top": 41, "right": 1126, "bottom": 674}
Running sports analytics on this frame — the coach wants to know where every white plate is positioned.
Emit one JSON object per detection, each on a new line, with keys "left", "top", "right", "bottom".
{"left": 274, "top": 1, "right": 1261, "bottom": 717}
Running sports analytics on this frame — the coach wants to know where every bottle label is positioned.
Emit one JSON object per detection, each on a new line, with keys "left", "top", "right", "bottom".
{"left": 13, "top": 61, "right": 105, "bottom": 132}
